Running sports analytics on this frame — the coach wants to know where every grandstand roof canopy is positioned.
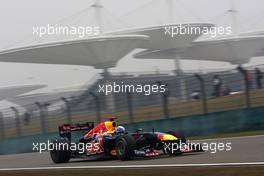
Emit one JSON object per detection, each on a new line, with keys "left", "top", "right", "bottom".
{"left": 134, "top": 36, "right": 264, "bottom": 64}
{"left": 0, "top": 85, "right": 46, "bottom": 101}
{"left": 0, "top": 35, "right": 148, "bottom": 69}
{"left": 9, "top": 90, "right": 82, "bottom": 106}
{"left": 0, "top": 23, "right": 213, "bottom": 69}
{"left": 111, "top": 23, "right": 214, "bottom": 50}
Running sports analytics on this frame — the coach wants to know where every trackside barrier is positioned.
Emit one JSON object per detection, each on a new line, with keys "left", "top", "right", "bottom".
{"left": 0, "top": 113, "right": 5, "bottom": 139}
{"left": 0, "top": 107, "right": 264, "bottom": 154}
{"left": 124, "top": 107, "right": 264, "bottom": 136}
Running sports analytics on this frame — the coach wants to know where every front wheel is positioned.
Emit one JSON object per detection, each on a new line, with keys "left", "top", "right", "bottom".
{"left": 115, "top": 135, "right": 136, "bottom": 161}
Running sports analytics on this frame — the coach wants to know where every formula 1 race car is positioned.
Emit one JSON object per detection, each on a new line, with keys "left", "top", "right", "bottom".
{"left": 50, "top": 118, "right": 203, "bottom": 163}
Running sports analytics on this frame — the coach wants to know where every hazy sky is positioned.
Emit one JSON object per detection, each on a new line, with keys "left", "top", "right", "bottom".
{"left": 0, "top": 0, "right": 264, "bottom": 93}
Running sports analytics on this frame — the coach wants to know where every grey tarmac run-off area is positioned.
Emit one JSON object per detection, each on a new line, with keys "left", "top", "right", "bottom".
{"left": 0, "top": 135, "right": 263, "bottom": 170}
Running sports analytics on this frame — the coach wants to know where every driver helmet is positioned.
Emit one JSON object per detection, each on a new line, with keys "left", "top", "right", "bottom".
{"left": 116, "top": 126, "right": 126, "bottom": 134}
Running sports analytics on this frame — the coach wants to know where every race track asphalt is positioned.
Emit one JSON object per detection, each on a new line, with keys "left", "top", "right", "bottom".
{"left": 0, "top": 135, "right": 263, "bottom": 169}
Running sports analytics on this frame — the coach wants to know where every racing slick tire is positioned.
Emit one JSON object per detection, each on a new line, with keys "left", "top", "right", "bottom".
{"left": 50, "top": 138, "right": 71, "bottom": 163}
{"left": 115, "top": 135, "right": 136, "bottom": 161}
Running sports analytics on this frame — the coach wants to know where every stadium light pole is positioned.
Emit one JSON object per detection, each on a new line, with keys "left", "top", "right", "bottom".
{"left": 92, "top": 0, "right": 103, "bottom": 34}
{"left": 174, "top": 54, "right": 187, "bottom": 101}
{"left": 228, "top": 0, "right": 238, "bottom": 35}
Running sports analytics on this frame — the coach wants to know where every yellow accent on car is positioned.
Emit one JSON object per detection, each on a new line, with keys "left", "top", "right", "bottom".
{"left": 110, "top": 149, "right": 117, "bottom": 156}
{"left": 104, "top": 121, "right": 116, "bottom": 133}
{"left": 161, "top": 134, "right": 177, "bottom": 141}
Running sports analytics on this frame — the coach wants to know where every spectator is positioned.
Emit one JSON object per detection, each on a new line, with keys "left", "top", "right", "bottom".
{"left": 222, "top": 85, "right": 231, "bottom": 96}
{"left": 245, "top": 70, "right": 252, "bottom": 89}
{"left": 237, "top": 66, "right": 252, "bottom": 90}
{"left": 23, "top": 111, "right": 31, "bottom": 125}
{"left": 191, "top": 90, "right": 200, "bottom": 100}
{"left": 212, "top": 75, "right": 222, "bottom": 97}
{"left": 255, "top": 68, "right": 263, "bottom": 89}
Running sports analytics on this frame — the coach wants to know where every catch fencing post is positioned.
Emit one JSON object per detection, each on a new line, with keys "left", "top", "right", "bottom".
{"left": 90, "top": 92, "right": 101, "bottom": 123}
{"left": 35, "top": 102, "right": 47, "bottom": 134}
{"left": 195, "top": 74, "right": 208, "bottom": 114}
{"left": 0, "top": 112, "right": 5, "bottom": 139}
{"left": 126, "top": 91, "right": 134, "bottom": 123}
{"left": 10, "top": 107, "right": 21, "bottom": 137}
{"left": 162, "top": 90, "right": 170, "bottom": 119}
{"left": 61, "top": 97, "right": 72, "bottom": 124}
{"left": 237, "top": 66, "right": 251, "bottom": 108}
{"left": 157, "top": 81, "right": 170, "bottom": 119}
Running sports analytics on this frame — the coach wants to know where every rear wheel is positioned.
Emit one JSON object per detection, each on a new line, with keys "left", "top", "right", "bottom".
{"left": 115, "top": 135, "right": 136, "bottom": 161}
{"left": 50, "top": 138, "right": 71, "bottom": 163}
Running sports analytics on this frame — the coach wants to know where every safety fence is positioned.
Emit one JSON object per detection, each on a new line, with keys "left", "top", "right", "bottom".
{"left": 0, "top": 65, "right": 264, "bottom": 140}
{"left": 1, "top": 106, "right": 264, "bottom": 154}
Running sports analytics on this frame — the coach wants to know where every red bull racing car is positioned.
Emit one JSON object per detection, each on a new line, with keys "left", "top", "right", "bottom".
{"left": 50, "top": 118, "right": 203, "bottom": 163}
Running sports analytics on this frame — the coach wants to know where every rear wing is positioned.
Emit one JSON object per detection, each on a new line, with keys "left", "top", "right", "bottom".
{"left": 58, "top": 122, "right": 94, "bottom": 139}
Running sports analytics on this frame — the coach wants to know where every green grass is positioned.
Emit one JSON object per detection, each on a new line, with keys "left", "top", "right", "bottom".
{"left": 1, "top": 166, "right": 264, "bottom": 176}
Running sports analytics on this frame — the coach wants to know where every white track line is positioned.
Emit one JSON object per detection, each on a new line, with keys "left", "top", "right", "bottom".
{"left": 194, "top": 134, "right": 264, "bottom": 142}
{"left": 0, "top": 162, "right": 264, "bottom": 171}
